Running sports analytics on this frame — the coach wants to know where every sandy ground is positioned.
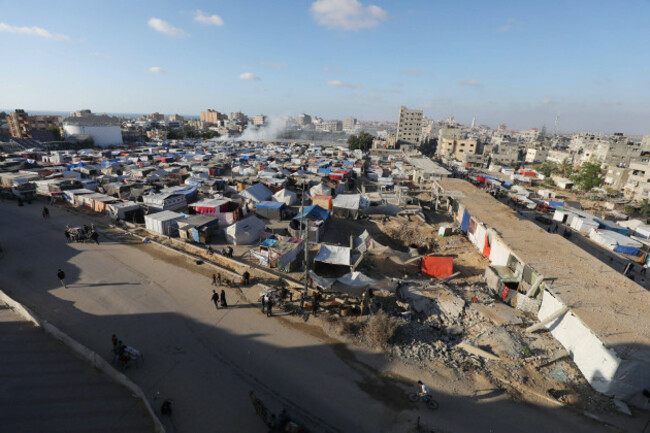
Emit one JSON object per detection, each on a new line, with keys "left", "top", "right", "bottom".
{"left": 0, "top": 199, "right": 635, "bottom": 433}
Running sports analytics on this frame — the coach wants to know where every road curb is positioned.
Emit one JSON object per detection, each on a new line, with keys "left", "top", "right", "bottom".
{"left": 0, "top": 289, "right": 166, "bottom": 433}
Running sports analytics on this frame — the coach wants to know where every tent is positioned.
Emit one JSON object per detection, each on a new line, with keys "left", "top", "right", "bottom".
{"left": 312, "top": 194, "right": 333, "bottom": 210}
{"left": 309, "top": 183, "right": 332, "bottom": 197}
{"left": 589, "top": 229, "right": 642, "bottom": 255}
{"left": 107, "top": 201, "right": 143, "bottom": 222}
{"left": 332, "top": 194, "right": 369, "bottom": 220}
{"left": 224, "top": 216, "right": 266, "bottom": 245}
{"left": 238, "top": 183, "right": 273, "bottom": 203}
{"left": 294, "top": 205, "right": 330, "bottom": 221}
{"left": 144, "top": 211, "right": 186, "bottom": 237}
{"left": 273, "top": 188, "right": 297, "bottom": 205}
{"left": 421, "top": 256, "right": 454, "bottom": 278}
{"left": 255, "top": 201, "right": 286, "bottom": 220}
{"left": 314, "top": 244, "right": 351, "bottom": 266}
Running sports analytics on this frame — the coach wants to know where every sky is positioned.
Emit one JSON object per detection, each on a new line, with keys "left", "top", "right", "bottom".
{"left": 2, "top": 0, "right": 650, "bottom": 134}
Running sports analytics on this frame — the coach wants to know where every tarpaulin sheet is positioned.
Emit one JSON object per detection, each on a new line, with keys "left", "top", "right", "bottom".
{"left": 420, "top": 256, "right": 453, "bottom": 278}
{"left": 483, "top": 234, "right": 491, "bottom": 258}
{"left": 255, "top": 201, "right": 284, "bottom": 209}
{"left": 461, "top": 210, "right": 471, "bottom": 233}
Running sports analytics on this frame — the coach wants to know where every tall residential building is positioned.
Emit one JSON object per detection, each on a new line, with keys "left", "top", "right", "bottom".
{"left": 297, "top": 113, "right": 312, "bottom": 126}
{"left": 148, "top": 112, "right": 165, "bottom": 121}
{"left": 396, "top": 106, "right": 423, "bottom": 146}
{"left": 343, "top": 117, "right": 357, "bottom": 132}
{"left": 168, "top": 114, "right": 184, "bottom": 122}
{"left": 228, "top": 112, "right": 248, "bottom": 123}
{"left": 200, "top": 109, "right": 222, "bottom": 124}
{"left": 8, "top": 109, "right": 30, "bottom": 138}
{"left": 252, "top": 115, "right": 266, "bottom": 126}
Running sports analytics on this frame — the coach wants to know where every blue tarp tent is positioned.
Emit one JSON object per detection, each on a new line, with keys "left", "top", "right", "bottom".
{"left": 318, "top": 168, "right": 332, "bottom": 175}
{"left": 255, "top": 201, "right": 286, "bottom": 220}
{"left": 295, "top": 205, "right": 330, "bottom": 221}
{"left": 547, "top": 201, "right": 565, "bottom": 209}
{"left": 461, "top": 210, "right": 471, "bottom": 233}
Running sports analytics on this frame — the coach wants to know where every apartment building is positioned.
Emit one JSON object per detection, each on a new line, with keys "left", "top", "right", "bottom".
{"left": 252, "top": 115, "right": 266, "bottom": 126}
{"left": 623, "top": 161, "right": 650, "bottom": 201}
{"left": 396, "top": 106, "right": 423, "bottom": 146}
{"left": 436, "top": 125, "right": 478, "bottom": 160}
{"left": 343, "top": 117, "right": 358, "bottom": 132}
{"left": 8, "top": 109, "right": 30, "bottom": 138}
{"left": 525, "top": 148, "right": 549, "bottom": 164}
{"left": 200, "top": 109, "right": 223, "bottom": 124}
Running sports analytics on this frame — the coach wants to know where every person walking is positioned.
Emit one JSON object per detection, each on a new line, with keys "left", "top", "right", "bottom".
{"left": 211, "top": 290, "right": 219, "bottom": 309}
{"left": 243, "top": 270, "right": 251, "bottom": 286}
{"left": 217, "top": 273, "right": 221, "bottom": 285}
{"left": 91, "top": 231, "right": 100, "bottom": 245}
{"left": 64, "top": 230, "right": 71, "bottom": 243}
{"left": 211, "top": 274, "right": 218, "bottom": 286}
{"left": 220, "top": 289, "right": 228, "bottom": 308}
{"left": 42, "top": 206, "right": 49, "bottom": 219}
{"left": 312, "top": 292, "right": 319, "bottom": 317}
{"left": 267, "top": 296, "right": 273, "bottom": 317}
{"left": 261, "top": 293, "right": 267, "bottom": 314}
{"left": 57, "top": 269, "right": 66, "bottom": 288}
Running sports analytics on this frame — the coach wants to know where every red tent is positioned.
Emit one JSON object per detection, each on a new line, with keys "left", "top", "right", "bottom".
{"left": 420, "top": 256, "right": 454, "bottom": 278}
{"left": 476, "top": 176, "right": 486, "bottom": 184}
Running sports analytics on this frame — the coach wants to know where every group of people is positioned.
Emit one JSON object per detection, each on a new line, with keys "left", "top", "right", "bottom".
{"left": 64, "top": 224, "right": 100, "bottom": 245}
{"left": 211, "top": 289, "right": 228, "bottom": 309}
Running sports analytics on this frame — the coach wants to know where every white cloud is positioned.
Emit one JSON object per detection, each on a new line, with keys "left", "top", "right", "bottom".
{"left": 148, "top": 17, "right": 187, "bottom": 37}
{"left": 499, "top": 18, "right": 517, "bottom": 32}
{"left": 0, "top": 22, "right": 69, "bottom": 41}
{"left": 193, "top": 10, "right": 224, "bottom": 27}
{"left": 402, "top": 68, "right": 421, "bottom": 75}
{"left": 540, "top": 98, "right": 552, "bottom": 104}
{"left": 261, "top": 61, "right": 287, "bottom": 70}
{"left": 239, "top": 72, "right": 260, "bottom": 81}
{"left": 149, "top": 66, "right": 164, "bottom": 73}
{"left": 326, "top": 80, "right": 360, "bottom": 88}
{"left": 323, "top": 65, "right": 341, "bottom": 72}
{"left": 459, "top": 79, "right": 481, "bottom": 86}
{"left": 311, "top": 0, "right": 387, "bottom": 30}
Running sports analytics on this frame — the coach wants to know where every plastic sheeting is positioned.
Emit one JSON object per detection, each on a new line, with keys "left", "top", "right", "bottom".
{"left": 224, "top": 216, "right": 266, "bottom": 245}
{"left": 314, "top": 244, "right": 351, "bottom": 266}
{"left": 421, "top": 256, "right": 454, "bottom": 278}
{"left": 273, "top": 188, "right": 297, "bottom": 205}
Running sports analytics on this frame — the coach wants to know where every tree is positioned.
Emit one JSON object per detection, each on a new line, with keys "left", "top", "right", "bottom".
{"left": 347, "top": 131, "right": 374, "bottom": 151}
{"left": 559, "top": 158, "right": 573, "bottom": 177}
{"left": 639, "top": 199, "right": 650, "bottom": 217}
{"left": 47, "top": 126, "right": 63, "bottom": 141}
{"left": 534, "top": 161, "right": 558, "bottom": 177}
{"left": 570, "top": 161, "right": 603, "bottom": 191}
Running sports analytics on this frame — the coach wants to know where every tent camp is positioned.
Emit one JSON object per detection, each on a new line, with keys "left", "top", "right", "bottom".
{"left": 255, "top": 201, "right": 286, "bottom": 220}
{"left": 589, "top": 229, "right": 642, "bottom": 255}
{"left": 224, "top": 216, "right": 266, "bottom": 245}
{"left": 177, "top": 214, "right": 220, "bottom": 243}
{"left": 273, "top": 188, "right": 297, "bottom": 205}
{"left": 237, "top": 183, "right": 273, "bottom": 203}
{"left": 308, "top": 270, "right": 395, "bottom": 296}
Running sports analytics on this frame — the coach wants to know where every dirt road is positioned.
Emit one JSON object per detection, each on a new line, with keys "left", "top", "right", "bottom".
{"left": 0, "top": 200, "right": 616, "bottom": 432}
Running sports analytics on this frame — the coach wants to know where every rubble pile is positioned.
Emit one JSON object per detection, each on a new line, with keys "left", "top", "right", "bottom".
{"left": 379, "top": 218, "right": 440, "bottom": 248}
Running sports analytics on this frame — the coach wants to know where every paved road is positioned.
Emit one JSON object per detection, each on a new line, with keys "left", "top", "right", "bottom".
{"left": 0, "top": 302, "right": 153, "bottom": 433}
{"left": 0, "top": 200, "right": 623, "bottom": 433}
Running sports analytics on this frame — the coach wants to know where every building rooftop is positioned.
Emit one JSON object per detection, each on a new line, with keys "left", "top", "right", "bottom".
{"left": 439, "top": 177, "right": 650, "bottom": 349}
{"left": 406, "top": 157, "right": 451, "bottom": 176}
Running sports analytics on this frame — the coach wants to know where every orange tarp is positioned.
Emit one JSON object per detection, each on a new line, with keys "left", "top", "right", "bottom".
{"left": 421, "top": 256, "right": 453, "bottom": 278}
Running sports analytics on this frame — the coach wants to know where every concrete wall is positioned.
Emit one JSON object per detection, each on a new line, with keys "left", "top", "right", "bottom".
{"left": 0, "top": 289, "right": 165, "bottom": 433}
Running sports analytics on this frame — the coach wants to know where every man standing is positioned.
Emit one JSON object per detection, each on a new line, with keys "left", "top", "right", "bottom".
{"left": 243, "top": 270, "right": 250, "bottom": 286}
{"left": 57, "top": 269, "right": 66, "bottom": 288}
{"left": 212, "top": 274, "right": 218, "bottom": 286}
{"left": 211, "top": 290, "right": 219, "bottom": 309}
{"left": 91, "top": 231, "right": 100, "bottom": 245}
{"left": 220, "top": 289, "right": 228, "bottom": 308}
{"left": 261, "top": 293, "right": 267, "bottom": 314}
{"left": 267, "top": 296, "right": 273, "bottom": 317}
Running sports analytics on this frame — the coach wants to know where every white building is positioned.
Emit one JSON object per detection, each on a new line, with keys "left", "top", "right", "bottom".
{"left": 63, "top": 115, "right": 123, "bottom": 147}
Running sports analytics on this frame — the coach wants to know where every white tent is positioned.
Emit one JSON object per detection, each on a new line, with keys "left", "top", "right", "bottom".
{"left": 145, "top": 210, "right": 185, "bottom": 236}
{"left": 314, "top": 244, "right": 351, "bottom": 266}
{"left": 309, "top": 183, "right": 331, "bottom": 197}
{"left": 238, "top": 183, "right": 273, "bottom": 203}
{"left": 273, "top": 188, "right": 297, "bottom": 205}
{"left": 224, "top": 216, "right": 266, "bottom": 245}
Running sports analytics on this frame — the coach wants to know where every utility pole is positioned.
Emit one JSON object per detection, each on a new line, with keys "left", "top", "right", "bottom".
{"left": 303, "top": 217, "right": 310, "bottom": 292}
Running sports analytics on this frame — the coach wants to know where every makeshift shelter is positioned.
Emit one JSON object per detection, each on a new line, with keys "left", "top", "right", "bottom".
{"left": 107, "top": 201, "right": 144, "bottom": 223}
{"left": 421, "top": 256, "right": 454, "bottom": 278}
{"left": 294, "top": 205, "right": 330, "bottom": 221}
{"left": 144, "top": 211, "right": 186, "bottom": 237}
{"left": 332, "top": 194, "right": 369, "bottom": 220}
{"left": 589, "top": 229, "right": 642, "bottom": 255}
{"left": 255, "top": 201, "right": 286, "bottom": 220}
{"left": 273, "top": 188, "right": 297, "bottom": 205}
{"left": 313, "top": 244, "right": 362, "bottom": 276}
{"left": 143, "top": 193, "right": 187, "bottom": 212}
{"left": 312, "top": 194, "right": 333, "bottom": 210}
{"left": 177, "top": 215, "right": 221, "bottom": 243}
{"left": 253, "top": 235, "right": 304, "bottom": 272}
{"left": 237, "top": 183, "right": 273, "bottom": 203}
{"left": 309, "top": 183, "right": 332, "bottom": 197}
{"left": 224, "top": 216, "right": 266, "bottom": 245}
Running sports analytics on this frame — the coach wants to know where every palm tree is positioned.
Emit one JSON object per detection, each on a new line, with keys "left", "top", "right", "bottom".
{"left": 639, "top": 199, "right": 650, "bottom": 217}
{"left": 559, "top": 158, "right": 572, "bottom": 177}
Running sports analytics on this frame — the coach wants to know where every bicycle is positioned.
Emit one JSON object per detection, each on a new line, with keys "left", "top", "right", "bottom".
{"left": 408, "top": 392, "right": 439, "bottom": 410}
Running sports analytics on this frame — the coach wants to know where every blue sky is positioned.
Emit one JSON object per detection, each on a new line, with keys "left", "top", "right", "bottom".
{"left": 2, "top": 0, "right": 650, "bottom": 134}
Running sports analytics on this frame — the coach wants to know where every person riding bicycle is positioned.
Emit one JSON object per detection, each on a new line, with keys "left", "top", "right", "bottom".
{"left": 417, "top": 380, "right": 429, "bottom": 396}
